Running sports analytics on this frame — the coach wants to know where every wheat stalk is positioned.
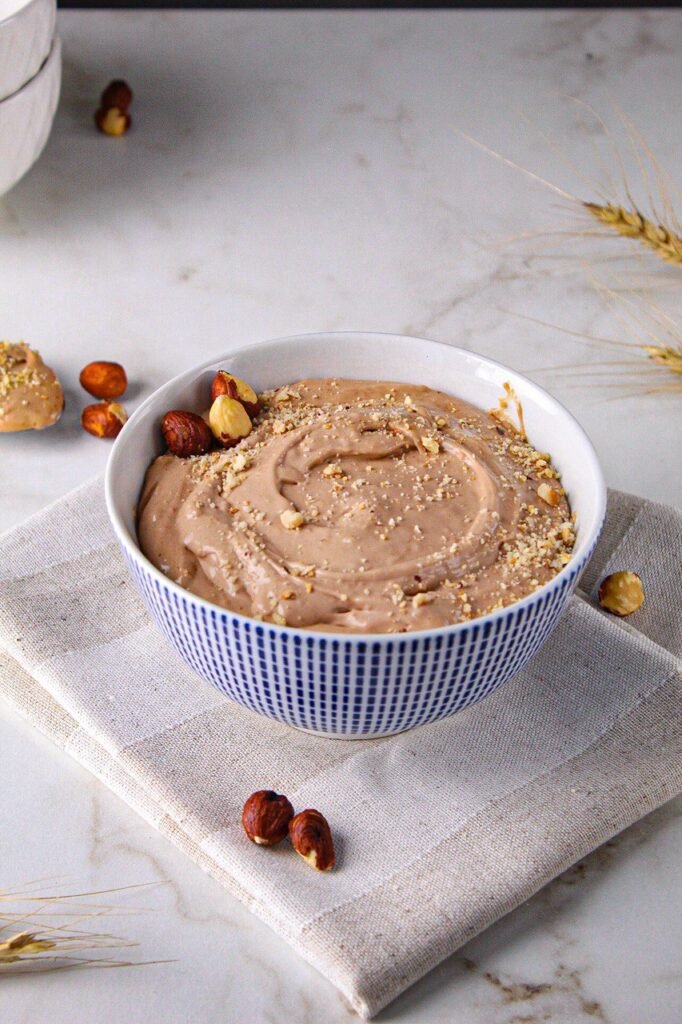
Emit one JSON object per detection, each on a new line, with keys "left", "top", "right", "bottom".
{"left": 583, "top": 203, "right": 682, "bottom": 265}
{"left": 0, "top": 882, "right": 167, "bottom": 975}
{"left": 459, "top": 107, "right": 682, "bottom": 392}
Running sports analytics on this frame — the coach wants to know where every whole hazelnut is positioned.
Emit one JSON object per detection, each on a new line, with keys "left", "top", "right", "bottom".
{"left": 289, "top": 809, "right": 335, "bottom": 871}
{"left": 161, "top": 410, "right": 213, "bottom": 458}
{"left": 81, "top": 401, "right": 128, "bottom": 439}
{"left": 79, "top": 360, "right": 128, "bottom": 400}
{"left": 598, "top": 571, "right": 645, "bottom": 617}
{"left": 242, "top": 790, "right": 294, "bottom": 846}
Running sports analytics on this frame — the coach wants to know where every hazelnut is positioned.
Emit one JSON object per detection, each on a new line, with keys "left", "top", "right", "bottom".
{"left": 280, "top": 509, "right": 304, "bottom": 530}
{"left": 79, "top": 360, "right": 128, "bottom": 399}
{"left": 100, "top": 79, "right": 133, "bottom": 112}
{"left": 598, "top": 571, "right": 645, "bottom": 617}
{"left": 210, "top": 371, "right": 260, "bottom": 418}
{"left": 208, "top": 395, "right": 252, "bottom": 447}
{"left": 161, "top": 410, "right": 213, "bottom": 458}
{"left": 289, "top": 809, "right": 335, "bottom": 872}
{"left": 242, "top": 790, "right": 294, "bottom": 846}
{"left": 81, "top": 401, "right": 127, "bottom": 439}
{"left": 94, "top": 107, "right": 131, "bottom": 137}
{"left": 537, "top": 482, "right": 562, "bottom": 507}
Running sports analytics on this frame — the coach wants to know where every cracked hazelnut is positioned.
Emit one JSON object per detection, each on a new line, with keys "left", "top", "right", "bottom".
{"left": 209, "top": 394, "right": 252, "bottom": 447}
{"left": 79, "top": 360, "right": 128, "bottom": 399}
{"left": 242, "top": 790, "right": 294, "bottom": 846}
{"left": 162, "top": 410, "right": 213, "bottom": 458}
{"left": 210, "top": 371, "right": 260, "bottom": 418}
{"left": 81, "top": 401, "right": 127, "bottom": 439}
{"left": 94, "top": 107, "right": 131, "bottom": 137}
{"left": 289, "top": 809, "right": 335, "bottom": 871}
{"left": 598, "top": 571, "right": 644, "bottom": 617}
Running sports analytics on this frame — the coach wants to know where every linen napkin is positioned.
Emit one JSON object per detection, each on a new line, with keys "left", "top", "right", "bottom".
{"left": 0, "top": 480, "right": 680, "bottom": 1018}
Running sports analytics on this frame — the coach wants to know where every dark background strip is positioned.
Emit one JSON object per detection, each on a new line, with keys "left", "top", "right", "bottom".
{"left": 57, "top": 2, "right": 680, "bottom": 11}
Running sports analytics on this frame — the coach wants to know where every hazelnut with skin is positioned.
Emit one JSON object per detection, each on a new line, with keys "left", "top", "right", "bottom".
{"left": 79, "top": 360, "right": 128, "bottom": 400}
{"left": 161, "top": 410, "right": 213, "bottom": 458}
{"left": 289, "top": 809, "right": 335, "bottom": 871}
{"left": 598, "top": 571, "right": 645, "bottom": 617}
{"left": 100, "top": 79, "right": 133, "bottom": 111}
{"left": 81, "top": 401, "right": 128, "bottom": 439}
{"left": 211, "top": 371, "right": 260, "bottom": 419}
{"left": 242, "top": 790, "right": 294, "bottom": 846}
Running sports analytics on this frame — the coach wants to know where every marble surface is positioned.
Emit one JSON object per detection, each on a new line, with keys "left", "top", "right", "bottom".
{"left": 1, "top": 9, "right": 681, "bottom": 1022}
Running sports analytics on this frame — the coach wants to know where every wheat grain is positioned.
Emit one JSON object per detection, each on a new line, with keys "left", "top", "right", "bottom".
{"left": 583, "top": 203, "right": 682, "bottom": 265}
{"left": 644, "top": 345, "right": 682, "bottom": 375}
{"left": 0, "top": 931, "right": 56, "bottom": 963}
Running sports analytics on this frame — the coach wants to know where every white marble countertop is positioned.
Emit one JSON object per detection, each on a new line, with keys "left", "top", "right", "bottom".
{"left": 1, "top": 9, "right": 681, "bottom": 1023}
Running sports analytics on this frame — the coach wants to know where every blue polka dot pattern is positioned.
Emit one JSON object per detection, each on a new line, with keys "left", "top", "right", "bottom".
{"left": 123, "top": 543, "right": 596, "bottom": 738}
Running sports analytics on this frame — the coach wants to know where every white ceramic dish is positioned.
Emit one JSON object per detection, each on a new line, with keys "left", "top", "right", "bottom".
{"left": 0, "top": 31, "right": 60, "bottom": 197}
{"left": 0, "top": 0, "right": 56, "bottom": 104}
{"left": 106, "top": 332, "right": 607, "bottom": 737}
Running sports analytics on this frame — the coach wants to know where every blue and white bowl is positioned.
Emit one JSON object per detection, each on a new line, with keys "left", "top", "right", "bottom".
{"left": 105, "top": 333, "right": 606, "bottom": 738}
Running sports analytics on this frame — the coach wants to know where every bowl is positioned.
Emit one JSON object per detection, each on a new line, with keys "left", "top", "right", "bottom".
{"left": 0, "top": 31, "right": 60, "bottom": 197}
{"left": 105, "top": 332, "right": 606, "bottom": 738}
{"left": 0, "top": 0, "right": 56, "bottom": 104}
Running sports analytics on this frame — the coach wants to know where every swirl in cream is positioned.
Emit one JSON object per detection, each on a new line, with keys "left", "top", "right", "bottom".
{"left": 138, "top": 379, "right": 574, "bottom": 633}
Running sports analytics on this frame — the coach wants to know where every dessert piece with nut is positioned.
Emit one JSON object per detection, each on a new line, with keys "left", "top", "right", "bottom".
{"left": 211, "top": 371, "right": 260, "bottom": 418}
{"left": 81, "top": 401, "right": 128, "bottom": 439}
{"left": 598, "top": 571, "right": 645, "bottom": 617}
{"left": 289, "top": 809, "right": 336, "bottom": 871}
{"left": 209, "top": 394, "right": 253, "bottom": 448}
{"left": 242, "top": 790, "right": 294, "bottom": 846}
{"left": 162, "top": 410, "right": 213, "bottom": 458}
{"left": 0, "top": 342, "right": 63, "bottom": 432}
{"left": 80, "top": 360, "right": 128, "bottom": 400}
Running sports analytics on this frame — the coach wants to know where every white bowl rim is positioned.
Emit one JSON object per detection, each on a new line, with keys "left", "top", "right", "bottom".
{"left": 0, "top": 0, "right": 51, "bottom": 31}
{"left": 0, "top": 28, "right": 59, "bottom": 106}
{"left": 105, "top": 331, "right": 607, "bottom": 644}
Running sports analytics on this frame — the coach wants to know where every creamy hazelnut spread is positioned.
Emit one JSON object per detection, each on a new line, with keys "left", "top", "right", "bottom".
{"left": 138, "top": 379, "right": 575, "bottom": 633}
{"left": 0, "top": 342, "right": 64, "bottom": 432}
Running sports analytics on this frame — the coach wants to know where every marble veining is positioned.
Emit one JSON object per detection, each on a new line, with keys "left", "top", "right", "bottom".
{"left": 0, "top": 9, "right": 680, "bottom": 1023}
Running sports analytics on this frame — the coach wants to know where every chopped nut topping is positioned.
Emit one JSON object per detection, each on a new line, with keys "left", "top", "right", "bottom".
{"left": 421, "top": 435, "right": 440, "bottom": 455}
{"left": 538, "top": 482, "right": 562, "bottom": 507}
{"left": 280, "top": 509, "right": 305, "bottom": 530}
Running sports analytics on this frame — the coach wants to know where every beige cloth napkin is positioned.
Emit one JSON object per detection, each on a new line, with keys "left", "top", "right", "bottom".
{"left": 0, "top": 480, "right": 680, "bottom": 1018}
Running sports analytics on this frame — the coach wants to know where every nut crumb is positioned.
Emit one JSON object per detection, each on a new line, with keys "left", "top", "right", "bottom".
{"left": 280, "top": 509, "right": 304, "bottom": 530}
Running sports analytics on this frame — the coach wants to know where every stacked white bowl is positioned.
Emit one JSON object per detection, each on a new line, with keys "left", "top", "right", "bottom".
{"left": 0, "top": 0, "right": 61, "bottom": 196}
